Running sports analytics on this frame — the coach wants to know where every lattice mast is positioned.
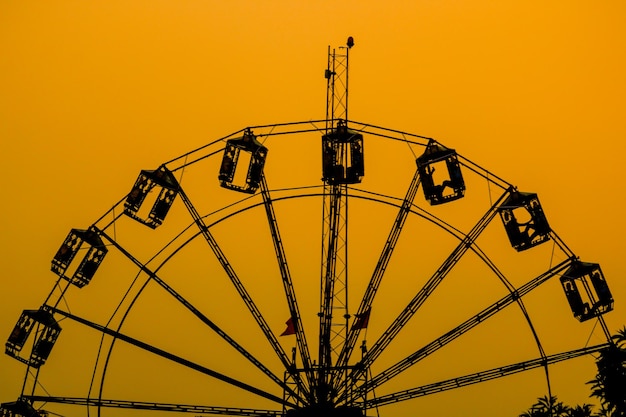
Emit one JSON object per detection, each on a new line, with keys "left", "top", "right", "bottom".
{"left": 317, "top": 36, "right": 361, "bottom": 406}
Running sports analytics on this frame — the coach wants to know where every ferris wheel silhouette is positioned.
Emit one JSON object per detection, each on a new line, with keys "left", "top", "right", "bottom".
{"left": 2, "top": 38, "right": 616, "bottom": 417}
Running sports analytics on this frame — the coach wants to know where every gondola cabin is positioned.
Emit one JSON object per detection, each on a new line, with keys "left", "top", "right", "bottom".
{"left": 322, "top": 121, "right": 364, "bottom": 185}
{"left": 0, "top": 400, "right": 40, "bottom": 417}
{"left": 560, "top": 261, "right": 614, "bottom": 322}
{"left": 124, "top": 166, "right": 180, "bottom": 228}
{"left": 219, "top": 129, "right": 268, "bottom": 194}
{"left": 50, "top": 228, "right": 107, "bottom": 288}
{"left": 5, "top": 308, "right": 61, "bottom": 368}
{"left": 416, "top": 141, "right": 465, "bottom": 205}
{"left": 498, "top": 191, "right": 550, "bottom": 251}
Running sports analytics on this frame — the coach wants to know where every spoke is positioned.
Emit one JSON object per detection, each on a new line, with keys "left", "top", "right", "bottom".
{"left": 94, "top": 228, "right": 302, "bottom": 403}
{"left": 361, "top": 257, "right": 574, "bottom": 395}
{"left": 24, "top": 396, "right": 282, "bottom": 416}
{"left": 356, "top": 188, "right": 513, "bottom": 377}
{"left": 177, "top": 189, "right": 297, "bottom": 391}
{"left": 48, "top": 307, "right": 293, "bottom": 407}
{"left": 334, "top": 169, "right": 421, "bottom": 386}
{"left": 363, "top": 343, "right": 611, "bottom": 408}
{"left": 259, "top": 175, "right": 313, "bottom": 396}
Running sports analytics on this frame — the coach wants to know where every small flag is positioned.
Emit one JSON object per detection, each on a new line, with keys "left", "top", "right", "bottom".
{"left": 280, "top": 317, "right": 296, "bottom": 336}
{"left": 352, "top": 307, "right": 371, "bottom": 330}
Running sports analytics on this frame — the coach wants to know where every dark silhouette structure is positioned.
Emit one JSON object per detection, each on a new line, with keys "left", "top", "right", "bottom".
{"left": 2, "top": 38, "right": 617, "bottom": 417}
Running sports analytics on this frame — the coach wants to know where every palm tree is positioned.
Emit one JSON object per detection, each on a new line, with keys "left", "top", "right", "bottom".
{"left": 569, "top": 404, "right": 595, "bottom": 417}
{"left": 588, "top": 327, "right": 626, "bottom": 417}
{"left": 520, "top": 395, "right": 571, "bottom": 417}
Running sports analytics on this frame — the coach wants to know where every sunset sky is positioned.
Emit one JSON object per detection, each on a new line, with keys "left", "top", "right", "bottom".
{"left": 1, "top": 2, "right": 625, "bottom": 417}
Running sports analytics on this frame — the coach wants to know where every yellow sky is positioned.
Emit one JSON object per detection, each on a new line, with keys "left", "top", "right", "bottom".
{"left": 1, "top": 2, "right": 625, "bottom": 417}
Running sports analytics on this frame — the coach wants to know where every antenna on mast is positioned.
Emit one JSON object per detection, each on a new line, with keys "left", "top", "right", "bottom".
{"left": 325, "top": 36, "right": 354, "bottom": 131}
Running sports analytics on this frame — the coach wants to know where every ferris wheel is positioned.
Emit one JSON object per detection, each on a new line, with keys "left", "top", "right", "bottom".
{"left": 1, "top": 39, "right": 617, "bottom": 417}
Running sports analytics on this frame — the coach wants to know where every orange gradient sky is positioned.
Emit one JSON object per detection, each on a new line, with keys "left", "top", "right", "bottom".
{"left": 1, "top": 2, "right": 625, "bottom": 417}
